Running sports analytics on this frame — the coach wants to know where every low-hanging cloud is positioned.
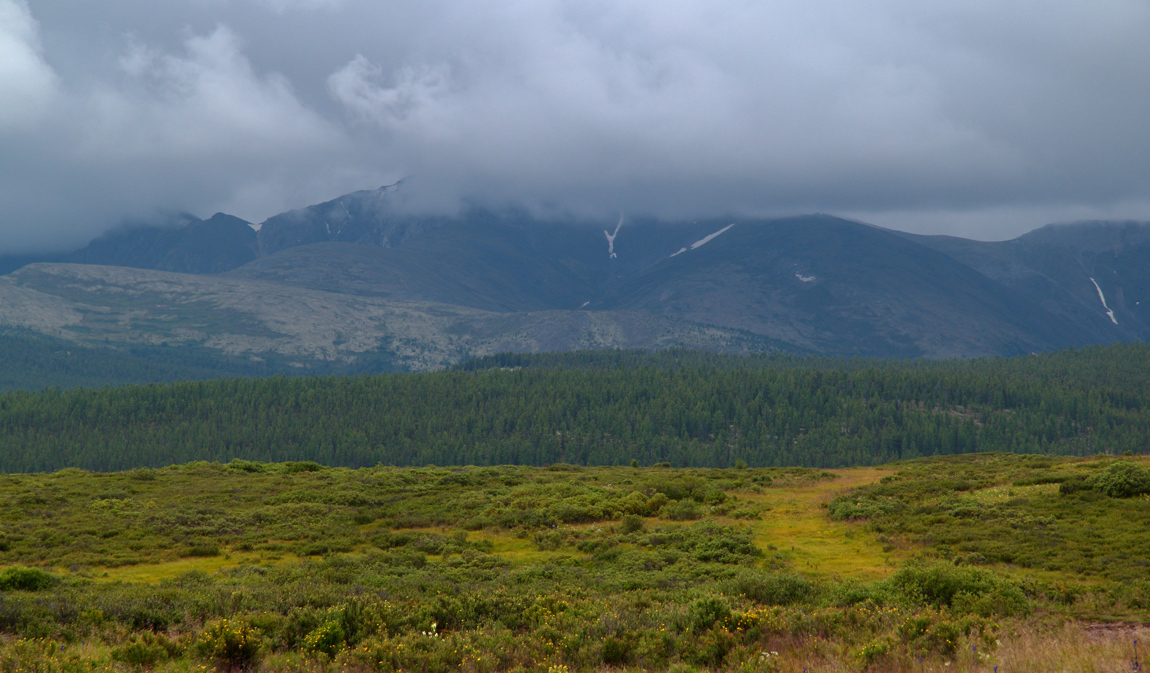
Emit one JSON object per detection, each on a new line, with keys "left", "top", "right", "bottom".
{"left": 3, "top": 0, "right": 1150, "bottom": 252}
{"left": 326, "top": 2, "right": 1027, "bottom": 217}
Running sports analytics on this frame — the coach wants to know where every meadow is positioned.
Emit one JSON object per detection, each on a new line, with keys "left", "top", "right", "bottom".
{"left": 0, "top": 454, "right": 1146, "bottom": 671}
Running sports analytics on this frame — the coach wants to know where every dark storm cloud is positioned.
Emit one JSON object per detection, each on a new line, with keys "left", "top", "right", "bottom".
{"left": 2, "top": 0, "right": 1150, "bottom": 251}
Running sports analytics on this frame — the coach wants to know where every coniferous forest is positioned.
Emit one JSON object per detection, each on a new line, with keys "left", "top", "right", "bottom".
{"left": 1, "top": 343, "right": 1147, "bottom": 473}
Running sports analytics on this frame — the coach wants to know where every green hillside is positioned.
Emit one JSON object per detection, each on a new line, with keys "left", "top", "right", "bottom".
{"left": 1, "top": 344, "right": 1148, "bottom": 473}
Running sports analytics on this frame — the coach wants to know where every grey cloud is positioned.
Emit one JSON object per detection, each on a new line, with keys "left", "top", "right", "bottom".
{"left": 0, "top": 0, "right": 58, "bottom": 130}
{"left": 82, "top": 26, "right": 342, "bottom": 161}
{"left": 2, "top": 0, "right": 1150, "bottom": 252}
{"left": 320, "top": 0, "right": 1150, "bottom": 220}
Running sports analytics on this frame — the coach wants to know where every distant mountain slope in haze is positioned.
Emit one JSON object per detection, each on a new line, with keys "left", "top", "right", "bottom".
{"left": 904, "top": 221, "right": 1150, "bottom": 343}
{"left": 233, "top": 214, "right": 612, "bottom": 312}
{"left": 234, "top": 211, "right": 1099, "bottom": 357}
{"left": 2, "top": 182, "right": 1148, "bottom": 364}
{"left": 23, "top": 212, "right": 260, "bottom": 275}
{"left": 254, "top": 183, "right": 435, "bottom": 256}
{"left": 595, "top": 215, "right": 1090, "bottom": 357}
{"left": 0, "top": 263, "right": 781, "bottom": 373}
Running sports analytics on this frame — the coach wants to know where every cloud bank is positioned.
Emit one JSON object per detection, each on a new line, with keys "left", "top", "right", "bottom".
{"left": 2, "top": 0, "right": 1150, "bottom": 251}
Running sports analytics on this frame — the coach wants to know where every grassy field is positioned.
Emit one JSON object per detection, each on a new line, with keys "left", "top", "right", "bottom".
{"left": 0, "top": 455, "right": 1148, "bottom": 671}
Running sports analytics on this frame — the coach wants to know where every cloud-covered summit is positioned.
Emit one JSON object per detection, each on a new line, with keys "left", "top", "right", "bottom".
{"left": 3, "top": 0, "right": 1150, "bottom": 252}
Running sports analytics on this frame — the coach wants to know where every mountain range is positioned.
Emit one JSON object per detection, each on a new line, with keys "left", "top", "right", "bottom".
{"left": 2, "top": 182, "right": 1147, "bottom": 373}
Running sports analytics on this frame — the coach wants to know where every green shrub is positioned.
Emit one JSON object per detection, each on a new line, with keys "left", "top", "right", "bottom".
{"left": 1058, "top": 475, "right": 1089, "bottom": 495}
{"left": 686, "top": 625, "right": 735, "bottom": 667}
{"left": 0, "top": 567, "right": 58, "bottom": 592}
{"left": 1089, "top": 461, "right": 1150, "bottom": 498}
{"left": 823, "top": 580, "right": 878, "bottom": 606}
{"left": 684, "top": 526, "right": 760, "bottom": 563}
{"left": 856, "top": 636, "right": 893, "bottom": 669}
{"left": 128, "top": 467, "right": 157, "bottom": 481}
{"left": 601, "top": 635, "right": 631, "bottom": 665}
{"left": 195, "top": 618, "right": 263, "bottom": 671}
{"left": 897, "top": 612, "right": 993, "bottom": 656}
{"left": 1011, "top": 474, "right": 1067, "bottom": 486}
{"left": 111, "top": 633, "right": 181, "bottom": 667}
{"left": 112, "top": 641, "right": 164, "bottom": 668}
{"left": 727, "top": 572, "right": 813, "bottom": 606}
{"left": 302, "top": 620, "right": 346, "bottom": 657}
{"left": 688, "top": 596, "right": 731, "bottom": 631}
{"left": 338, "top": 599, "right": 371, "bottom": 646}
{"left": 534, "top": 530, "right": 564, "bottom": 551}
{"left": 621, "top": 514, "right": 645, "bottom": 534}
{"left": 645, "top": 493, "right": 669, "bottom": 515}
{"left": 654, "top": 477, "right": 707, "bottom": 502}
{"left": 664, "top": 500, "right": 702, "bottom": 521}
{"left": 227, "top": 459, "right": 267, "bottom": 473}
{"left": 887, "top": 563, "right": 1026, "bottom": 615}
{"left": 185, "top": 544, "right": 220, "bottom": 558}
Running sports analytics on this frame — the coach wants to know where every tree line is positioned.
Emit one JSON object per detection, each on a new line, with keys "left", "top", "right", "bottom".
{"left": 0, "top": 344, "right": 1147, "bottom": 472}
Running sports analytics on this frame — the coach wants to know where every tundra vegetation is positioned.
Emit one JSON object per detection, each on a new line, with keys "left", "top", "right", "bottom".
{"left": 0, "top": 454, "right": 1147, "bottom": 671}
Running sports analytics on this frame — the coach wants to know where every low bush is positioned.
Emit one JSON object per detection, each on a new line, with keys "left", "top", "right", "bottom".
{"left": 195, "top": 618, "right": 264, "bottom": 671}
{"left": 620, "top": 514, "right": 645, "bottom": 534}
{"left": 886, "top": 563, "right": 1027, "bottom": 616}
{"left": 1089, "top": 461, "right": 1150, "bottom": 498}
{"left": 688, "top": 596, "right": 731, "bottom": 631}
{"left": 663, "top": 499, "right": 702, "bottom": 521}
{"left": 601, "top": 634, "right": 631, "bottom": 665}
{"left": 185, "top": 544, "right": 221, "bottom": 558}
{"left": 111, "top": 632, "right": 181, "bottom": 667}
{"left": 303, "top": 620, "right": 346, "bottom": 657}
{"left": 0, "top": 567, "right": 58, "bottom": 592}
{"left": 726, "top": 572, "right": 813, "bottom": 606}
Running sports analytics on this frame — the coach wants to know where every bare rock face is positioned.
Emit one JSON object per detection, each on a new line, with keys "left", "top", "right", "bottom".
{"left": 0, "top": 263, "right": 778, "bottom": 372}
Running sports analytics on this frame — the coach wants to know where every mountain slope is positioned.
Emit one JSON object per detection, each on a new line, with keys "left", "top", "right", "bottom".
{"left": 905, "top": 221, "right": 1150, "bottom": 343}
{"left": 11, "top": 212, "right": 261, "bottom": 276}
{"left": 4, "top": 182, "right": 1149, "bottom": 364}
{"left": 232, "top": 214, "right": 612, "bottom": 312}
{"left": 0, "top": 263, "right": 783, "bottom": 373}
{"left": 596, "top": 215, "right": 1091, "bottom": 357}
{"left": 232, "top": 211, "right": 743, "bottom": 313}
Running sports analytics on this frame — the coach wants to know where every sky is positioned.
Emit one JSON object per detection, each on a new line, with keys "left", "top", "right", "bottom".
{"left": 2, "top": 0, "right": 1150, "bottom": 252}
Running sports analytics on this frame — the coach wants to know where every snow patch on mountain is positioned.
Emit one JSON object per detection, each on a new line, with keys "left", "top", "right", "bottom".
{"left": 669, "top": 224, "right": 736, "bottom": 259}
{"left": 1090, "top": 277, "right": 1118, "bottom": 325}
{"left": 604, "top": 215, "right": 623, "bottom": 259}
{"left": 689, "top": 224, "right": 734, "bottom": 250}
